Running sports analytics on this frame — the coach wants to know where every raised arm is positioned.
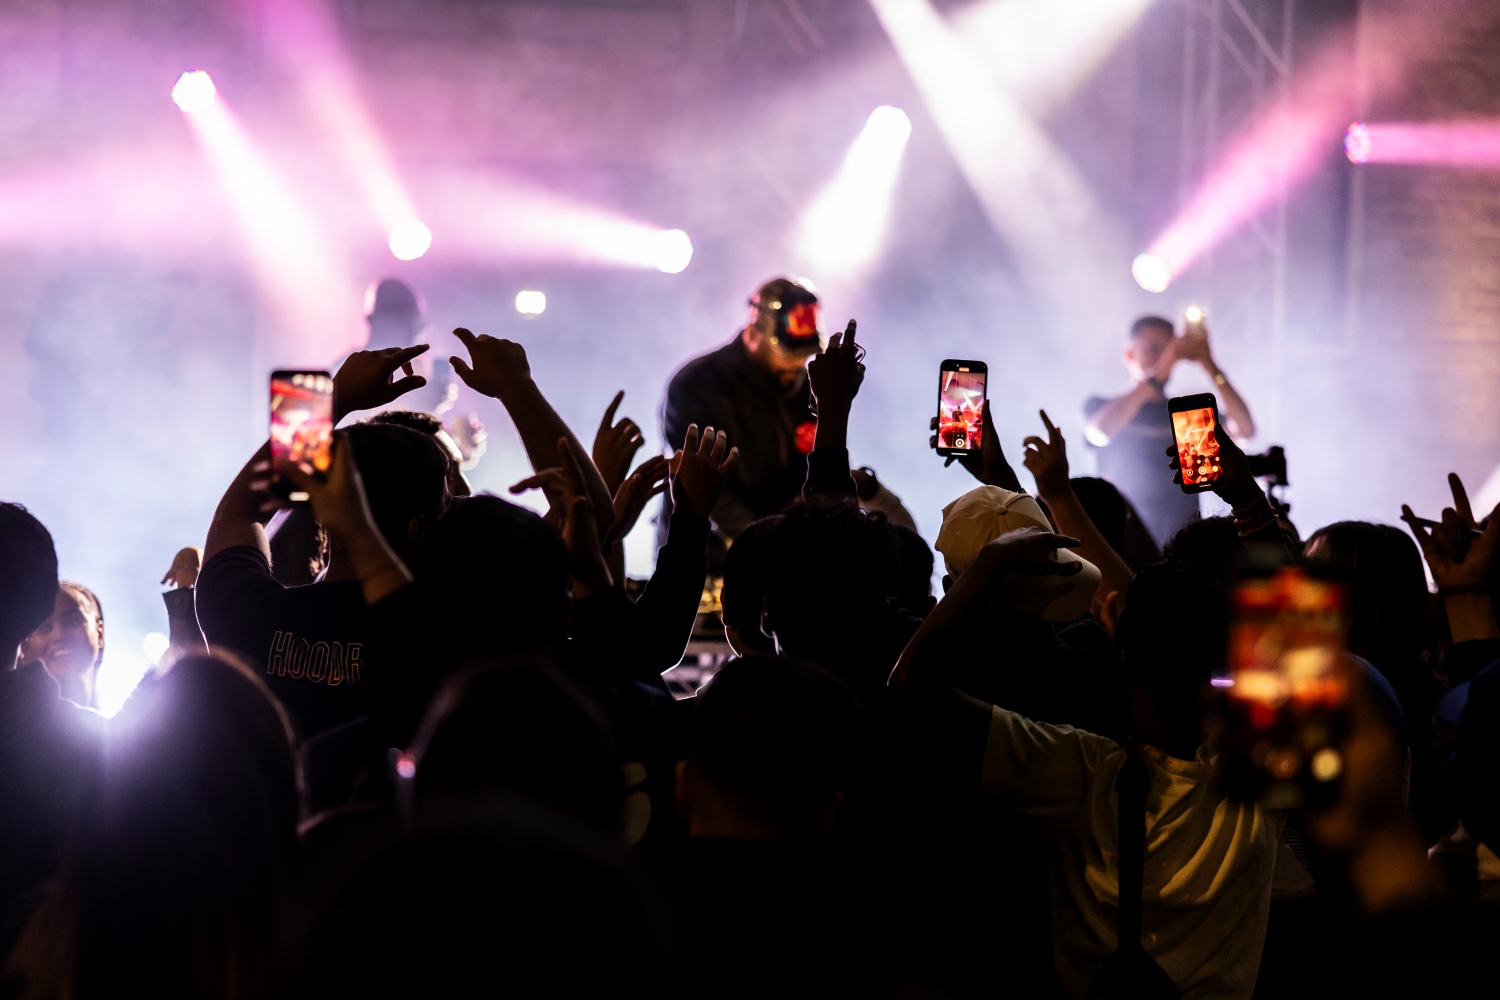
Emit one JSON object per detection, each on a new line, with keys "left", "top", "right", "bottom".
{"left": 1176, "top": 324, "right": 1255, "bottom": 439}
{"left": 450, "top": 328, "right": 614, "bottom": 537}
{"left": 1023, "top": 410, "right": 1135, "bottom": 604}
{"left": 1402, "top": 473, "right": 1500, "bottom": 645}
{"left": 929, "top": 398, "right": 1024, "bottom": 492}
{"left": 203, "top": 443, "right": 275, "bottom": 564}
{"left": 805, "top": 320, "right": 864, "bottom": 498}
{"left": 1166, "top": 429, "right": 1286, "bottom": 552}
{"left": 890, "top": 527, "right": 1082, "bottom": 691}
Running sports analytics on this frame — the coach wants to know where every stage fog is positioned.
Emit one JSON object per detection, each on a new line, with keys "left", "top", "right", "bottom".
{"left": 1, "top": 0, "right": 1497, "bottom": 711}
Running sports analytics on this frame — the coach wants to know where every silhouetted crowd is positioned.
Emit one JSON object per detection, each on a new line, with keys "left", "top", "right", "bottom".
{"left": 3, "top": 322, "right": 1499, "bottom": 999}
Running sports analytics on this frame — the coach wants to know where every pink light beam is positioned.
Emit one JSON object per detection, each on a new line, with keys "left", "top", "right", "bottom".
{"left": 251, "top": 0, "right": 427, "bottom": 258}
{"left": 1345, "top": 120, "right": 1500, "bottom": 168}
{"left": 175, "top": 71, "right": 362, "bottom": 361}
{"left": 1135, "top": 3, "right": 1468, "bottom": 292}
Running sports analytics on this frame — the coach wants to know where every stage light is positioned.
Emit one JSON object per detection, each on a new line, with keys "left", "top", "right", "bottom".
{"left": 143, "top": 632, "right": 170, "bottom": 665}
{"left": 1140, "top": 5, "right": 1464, "bottom": 291}
{"left": 178, "top": 89, "right": 359, "bottom": 358}
{"left": 1344, "top": 122, "right": 1372, "bottom": 164}
{"left": 869, "top": 0, "right": 1123, "bottom": 314}
{"left": 1184, "top": 305, "right": 1203, "bottom": 323}
{"left": 419, "top": 168, "right": 700, "bottom": 271}
{"left": 171, "top": 70, "right": 216, "bottom": 114}
{"left": 260, "top": 0, "right": 425, "bottom": 247}
{"left": 515, "top": 290, "right": 546, "bottom": 315}
{"left": 952, "top": 0, "right": 1159, "bottom": 116}
{"left": 1131, "top": 252, "right": 1170, "bottom": 293}
{"left": 1342, "top": 119, "right": 1500, "bottom": 169}
{"left": 389, "top": 220, "right": 432, "bottom": 260}
{"left": 652, "top": 229, "right": 694, "bottom": 273}
{"left": 794, "top": 105, "right": 913, "bottom": 279}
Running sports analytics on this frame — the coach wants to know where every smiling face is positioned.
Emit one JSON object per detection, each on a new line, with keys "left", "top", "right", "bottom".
{"left": 21, "top": 584, "right": 104, "bottom": 705}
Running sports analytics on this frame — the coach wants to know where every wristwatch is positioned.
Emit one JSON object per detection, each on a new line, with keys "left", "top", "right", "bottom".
{"left": 1212, "top": 372, "right": 1228, "bottom": 387}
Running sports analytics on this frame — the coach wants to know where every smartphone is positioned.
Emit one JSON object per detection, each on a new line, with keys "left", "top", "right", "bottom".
{"left": 1169, "top": 393, "right": 1223, "bottom": 493}
{"left": 269, "top": 370, "right": 334, "bottom": 500}
{"left": 936, "top": 360, "right": 987, "bottom": 457}
{"left": 1219, "top": 564, "right": 1350, "bottom": 809}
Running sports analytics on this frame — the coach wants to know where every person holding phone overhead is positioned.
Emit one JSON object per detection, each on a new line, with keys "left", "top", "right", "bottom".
{"left": 659, "top": 277, "right": 822, "bottom": 567}
{"left": 1083, "top": 312, "right": 1255, "bottom": 546}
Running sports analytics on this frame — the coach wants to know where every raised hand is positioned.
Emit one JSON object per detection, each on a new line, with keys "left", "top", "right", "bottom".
{"left": 276, "top": 433, "right": 375, "bottom": 547}
{"left": 1402, "top": 474, "right": 1500, "bottom": 591}
{"left": 670, "top": 423, "right": 738, "bottom": 520}
{"left": 1165, "top": 426, "right": 1259, "bottom": 509}
{"left": 808, "top": 321, "right": 865, "bottom": 412}
{"left": 277, "top": 434, "right": 413, "bottom": 603}
{"left": 449, "top": 327, "right": 532, "bottom": 399}
{"left": 609, "top": 455, "right": 670, "bottom": 545}
{"left": 1022, "top": 409, "right": 1071, "bottom": 500}
{"left": 973, "top": 526, "right": 1084, "bottom": 580}
{"left": 1176, "top": 327, "right": 1212, "bottom": 366}
{"left": 511, "top": 437, "right": 614, "bottom": 594}
{"left": 333, "top": 344, "right": 430, "bottom": 421}
{"left": 161, "top": 547, "right": 203, "bottom": 589}
{"left": 930, "top": 399, "right": 1024, "bottom": 492}
{"left": 593, "top": 390, "right": 646, "bottom": 495}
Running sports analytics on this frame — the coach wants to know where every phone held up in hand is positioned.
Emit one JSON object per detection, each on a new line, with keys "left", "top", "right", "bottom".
{"left": 269, "top": 370, "right": 334, "bottom": 501}
{"left": 935, "top": 360, "right": 987, "bottom": 457}
{"left": 1169, "top": 392, "right": 1222, "bottom": 493}
{"left": 1218, "top": 563, "right": 1351, "bottom": 809}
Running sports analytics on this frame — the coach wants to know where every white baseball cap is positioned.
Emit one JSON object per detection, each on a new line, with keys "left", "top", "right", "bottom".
{"left": 935, "top": 486, "right": 1101, "bottom": 622}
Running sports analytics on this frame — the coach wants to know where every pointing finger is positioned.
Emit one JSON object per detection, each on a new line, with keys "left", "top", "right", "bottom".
{"left": 601, "top": 390, "right": 625, "bottom": 433}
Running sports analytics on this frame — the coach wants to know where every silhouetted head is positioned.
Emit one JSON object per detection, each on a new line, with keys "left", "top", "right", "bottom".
{"left": 761, "top": 500, "right": 900, "bottom": 695}
{"left": 343, "top": 421, "right": 451, "bottom": 566}
{"left": 0, "top": 502, "right": 59, "bottom": 664}
{"left": 1162, "top": 515, "right": 1244, "bottom": 585}
{"left": 1117, "top": 563, "right": 1226, "bottom": 754}
{"left": 720, "top": 515, "right": 782, "bottom": 656}
{"left": 407, "top": 658, "right": 622, "bottom": 832}
{"left": 889, "top": 524, "right": 936, "bottom": 618}
{"left": 8, "top": 653, "right": 301, "bottom": 998}
{"left": 1304, "top": 521, "right": 1438, "bottom": 707}
{"left": 418, "top": 496, "right": 569, "bottom": 658}
{"left": 294, "top": 798, "right": 679, "bottom": 998}
{"left": 364, "top": 278, "right": 426, "bottom": 351}
{"left": 367, "top": 410, "right": 471, "bottom": 498}
{"left": 676, "top": 654, "right": 858, "bottom": 842}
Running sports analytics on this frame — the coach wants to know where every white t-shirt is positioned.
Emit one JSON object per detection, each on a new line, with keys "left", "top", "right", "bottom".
{"left": 981, "top": 706, "right": 1286, "bottom": 1000}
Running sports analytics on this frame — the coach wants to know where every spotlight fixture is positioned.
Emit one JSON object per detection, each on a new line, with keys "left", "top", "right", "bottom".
{"left": 515, "top": 290, "right": 546, "bottom": 316}
{"left": 1344, "top": 122, "right": 1372, "bottom": 164}
{"left": 171, "top": 70, "right": 217, "bottom": 114}
{"left": 1131, "top": 252, "right": 1171, "bottom": 293}
{"left": 389, "top": 220, "right": 433, "bottom": 260}
{"left": 652, "top": 229, "right": 694, "bottom": 274}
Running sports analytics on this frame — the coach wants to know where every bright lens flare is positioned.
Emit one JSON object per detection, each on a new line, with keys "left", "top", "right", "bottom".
{"left": 172, "top": 70, "right": 217, "bottom": 114}
{"left": 1132, "top": 252, "right": 1171, "bottom": 293}
{"left": 142, "top": 632, "right": 170, "bottom": 665}
{"left": 389, "top": 220, "right": 433, "bottom": 260}
{"left": 652, "top": 229, "right": 694, "bottom": 274}
{"left": 795, "top": 105, "right": 913, "bottom": 278}
{"left": 1185, "top": 305, "right": 1203, "bottom": 323}
{"left": 515, "top": 290, "right": 546, "bottom": 316}
{"left": 1344, "top": 122, "right": 1372, "bottom": 164}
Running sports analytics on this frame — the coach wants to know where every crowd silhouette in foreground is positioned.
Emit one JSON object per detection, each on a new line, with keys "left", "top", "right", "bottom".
{"left": 3, "top": 320, "right": 1500, "bottom": 999}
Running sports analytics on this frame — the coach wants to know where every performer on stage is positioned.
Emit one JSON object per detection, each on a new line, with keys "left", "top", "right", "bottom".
{"left": 660, "top": 277, "right": 821, "bottom": 562}
{"left": 1083, "top": 314, "right": 1255, "bottom": 545}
